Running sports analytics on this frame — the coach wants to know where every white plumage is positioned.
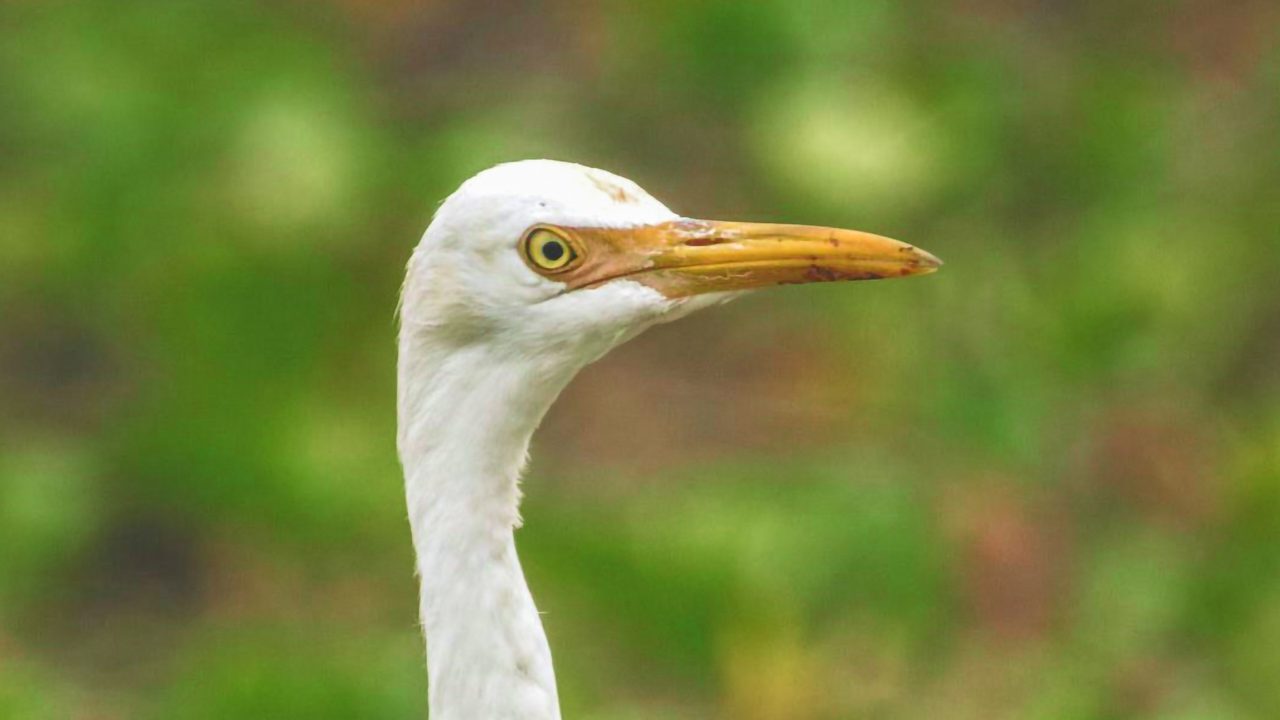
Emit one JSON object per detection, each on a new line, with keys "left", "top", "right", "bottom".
{"left": 397, "top": 160, "right": 939, "bottom": 719}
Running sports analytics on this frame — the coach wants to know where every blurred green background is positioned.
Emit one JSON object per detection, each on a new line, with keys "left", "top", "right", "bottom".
{"left": 2, "top": 0, "right": 1279, "bottom": 718}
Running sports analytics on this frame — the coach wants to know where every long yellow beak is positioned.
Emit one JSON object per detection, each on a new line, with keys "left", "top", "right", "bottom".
{"left": 552, "top": 219, "right": 941, "bottom": 298}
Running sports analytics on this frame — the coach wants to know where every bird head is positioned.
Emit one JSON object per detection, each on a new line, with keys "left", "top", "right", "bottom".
{"left": 401, "top": 160, "right": 940, "bottom": 365}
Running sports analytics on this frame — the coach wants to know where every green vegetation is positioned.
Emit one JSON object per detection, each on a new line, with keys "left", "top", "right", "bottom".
{"left": 1, "top": 1, "right": 1277, "bottom": 717}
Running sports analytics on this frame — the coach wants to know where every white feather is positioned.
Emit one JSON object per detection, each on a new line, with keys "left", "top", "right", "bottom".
{"left": 398, "top": 160, "right": 730, "bottom": 719}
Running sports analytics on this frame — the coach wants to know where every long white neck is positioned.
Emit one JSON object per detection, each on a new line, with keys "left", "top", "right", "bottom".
{"left": 397, "top": 325, "right": 583, "bottom": 720}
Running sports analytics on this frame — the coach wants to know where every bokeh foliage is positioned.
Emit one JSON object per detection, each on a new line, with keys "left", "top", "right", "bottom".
{"left": 1, "top": 0, "right": 1278, "bottom": 718}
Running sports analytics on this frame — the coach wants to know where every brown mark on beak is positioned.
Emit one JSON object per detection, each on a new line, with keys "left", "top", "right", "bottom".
{"left": 536, "top": 219, "right": 941, "bottom": 299}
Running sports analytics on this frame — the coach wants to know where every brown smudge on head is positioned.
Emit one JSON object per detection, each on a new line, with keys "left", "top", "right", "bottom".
{"left": 586, "top": 172, "right": 640, "bottom": 204}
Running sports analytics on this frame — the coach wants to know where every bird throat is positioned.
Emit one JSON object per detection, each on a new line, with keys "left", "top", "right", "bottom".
{"left": 397, "top": 335, "right": 579, "bottom": 720}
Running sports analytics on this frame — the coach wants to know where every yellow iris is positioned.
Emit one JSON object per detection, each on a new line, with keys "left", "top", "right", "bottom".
{"left": 525, "top": 228, "right": 576, "bottom": 272}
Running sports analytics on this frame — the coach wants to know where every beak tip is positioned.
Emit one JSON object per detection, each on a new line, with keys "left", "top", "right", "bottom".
{"left": 911, "top": 247, "right": 943, "bottom": 274}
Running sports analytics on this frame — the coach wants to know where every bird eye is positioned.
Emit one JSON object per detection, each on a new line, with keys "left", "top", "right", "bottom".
{"left": 523, "top": 227, "right": 579, "bottom": 273}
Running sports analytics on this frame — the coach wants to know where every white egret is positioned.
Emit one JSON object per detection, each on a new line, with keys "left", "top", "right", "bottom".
{"left": 397, "top": 160, "right": 940, "bottom": 719}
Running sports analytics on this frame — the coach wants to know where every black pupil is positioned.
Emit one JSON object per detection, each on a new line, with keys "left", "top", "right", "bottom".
{"left": 542, "top": 240, "right": 565, "bottom": 262}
